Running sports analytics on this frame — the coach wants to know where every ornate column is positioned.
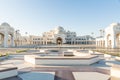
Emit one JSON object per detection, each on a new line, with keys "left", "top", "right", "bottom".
{"left": 4, "top": 32, "right": 8, "bottom": 47}
{"left": 105, "top": 35, "right": 108, "bottom": 48}
{"left": 1, "top": 35, "right": 4, "bottom": 47}
{"left": 96, "top": 41, "right": 98, "bottom": 47}
{"left": 111, "top": 34, "right": 116, "bottom": 48}
{"left": 11, "top": 35, "right": 15, "bottom": 47}
{"left": 46, "top": 41, "right": 47, "bottom": 45}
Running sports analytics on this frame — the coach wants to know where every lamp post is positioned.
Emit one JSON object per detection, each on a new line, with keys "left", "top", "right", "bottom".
{"left": 91, "top": 32, "right": 94, "bottom": 49}
{"left": 99, "top": 29, "right": 104, "bottom": 37}
{"left": 91, "top": 32, "right": 94, "bottom": 37}
{"left": 25, "top": 32, "right": 28, "bottom": 46}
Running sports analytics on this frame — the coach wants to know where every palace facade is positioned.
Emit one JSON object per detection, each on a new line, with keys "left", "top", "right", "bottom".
{"left": 30, "top": 26, "right": 95, "bottom": 45}
{"left": 0, "top": 22, "right": 95, "bottom": 47}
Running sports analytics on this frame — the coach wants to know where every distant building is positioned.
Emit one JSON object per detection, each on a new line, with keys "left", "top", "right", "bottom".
{"left": 30, "top": 26, "right": 95, "bottom": 45}
{"left": 0, "top": 22, "right": 95, "bottom": 47}
{"left": 96, "top": 23, "right": 120, "bottom": 48}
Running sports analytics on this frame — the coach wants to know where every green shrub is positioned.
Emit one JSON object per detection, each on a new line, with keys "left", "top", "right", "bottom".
{"left": 16, "top": 49, "right": 27, "bottom": 53}
{"left": 5, "top": 53, "right": 9, "bottom": 57}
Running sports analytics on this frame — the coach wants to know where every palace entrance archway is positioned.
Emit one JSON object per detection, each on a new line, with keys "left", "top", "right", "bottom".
{"left": 56, "top": 37, "right": 62, "bottom": 45}
{"left": 0, "top": 23, "right": 15, "bottom": 47}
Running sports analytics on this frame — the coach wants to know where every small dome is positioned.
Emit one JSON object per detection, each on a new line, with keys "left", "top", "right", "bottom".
{"left": 110, "top": 23, "right": 120, "bottom": 28}
{"left": 0, "top": 22, "right": 14, "bottom": 31}
{"left": 1, "top": 22, "right": 10, "bottom": 27}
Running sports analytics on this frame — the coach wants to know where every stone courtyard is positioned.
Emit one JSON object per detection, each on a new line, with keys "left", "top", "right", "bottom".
{"left": 0, "top": 48, "right": 120, "bottom": 80}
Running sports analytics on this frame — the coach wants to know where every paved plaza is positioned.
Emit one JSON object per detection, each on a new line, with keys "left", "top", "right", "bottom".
{"left": 0, "top": 49, "right": 120, "bottom": 80}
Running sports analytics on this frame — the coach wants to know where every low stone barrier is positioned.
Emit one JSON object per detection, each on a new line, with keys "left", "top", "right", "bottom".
{"left": 111, "top": 64, "right": 120, "bottom": 80}
{"left": 115, "top": 56, "right": 120, "bottom": 61}
{"left": 63, "top": 51, "right": 74, "bottom": 56}
{"left": 0, "top": 64, "right": 18, "bottom": 79}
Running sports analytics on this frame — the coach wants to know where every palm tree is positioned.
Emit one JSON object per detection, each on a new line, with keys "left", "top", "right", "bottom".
{"left": 15, "top": 30, "right": 20, "bottom": 46}
{"left": 99, "top": 29, "right": 102, "bottom": 37}
{"left": 25, "top": 32, "right": 28, "bottom": 36}
{"left": 91, "top": 32, "right": 94, "bottom": 37}
{"left": 102, "top": 30, "right": 105, "bottom": 37}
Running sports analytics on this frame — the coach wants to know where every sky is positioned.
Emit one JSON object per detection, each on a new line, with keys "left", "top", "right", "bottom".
{"left": 0, "top": 0, "right": 120, "bottom": 37}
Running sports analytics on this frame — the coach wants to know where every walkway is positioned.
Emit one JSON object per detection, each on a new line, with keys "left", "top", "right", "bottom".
{"left": 1, "top": 51, "right": 120, "bottom": 80}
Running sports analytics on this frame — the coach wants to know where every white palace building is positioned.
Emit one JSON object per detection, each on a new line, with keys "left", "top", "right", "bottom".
{"left": 0, "top": 22, "right": 95, "bottom": 48}
{"left": 30, "top": 26, "right": 95, "bottom": 46}
{"left": 96, "top": 23, "right": 120, "bottom": 48}
{"left": 1, "top": 22, "right": 120, "bottom": 48}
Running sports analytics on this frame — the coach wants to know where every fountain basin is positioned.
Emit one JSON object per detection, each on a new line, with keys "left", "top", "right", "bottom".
{"left": 24, "top": 55, "right": 100, "bottom": 65}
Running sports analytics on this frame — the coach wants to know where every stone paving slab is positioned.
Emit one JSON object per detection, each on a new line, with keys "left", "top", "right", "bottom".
{"left": 17, "top": 66, "right": 111, "bottom": 80}
{"left": 54, "top": 70, "right": 75, "bottom": 80}
{"left": 19, "top": 72, "right": 55, "bottom": 80}
{"left": 0, "top": 64, "right": 17, "bottom": 72}
{"left": 73, "top": 72, "right": 110, "bottom": 80}
{"left": 2, "top": 76, "right": 22, "bottom": 80}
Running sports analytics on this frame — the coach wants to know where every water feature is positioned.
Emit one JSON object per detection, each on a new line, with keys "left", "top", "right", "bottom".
{"left": 24, "top": 49, "right": 100, "bottom": 65}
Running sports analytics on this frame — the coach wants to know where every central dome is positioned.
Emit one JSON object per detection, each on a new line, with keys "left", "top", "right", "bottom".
{"left": 55, "top": 26, "right": 65, "bottom": 34}
{"left": 55, "top": 26, "right": 64, "bottom": 31}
